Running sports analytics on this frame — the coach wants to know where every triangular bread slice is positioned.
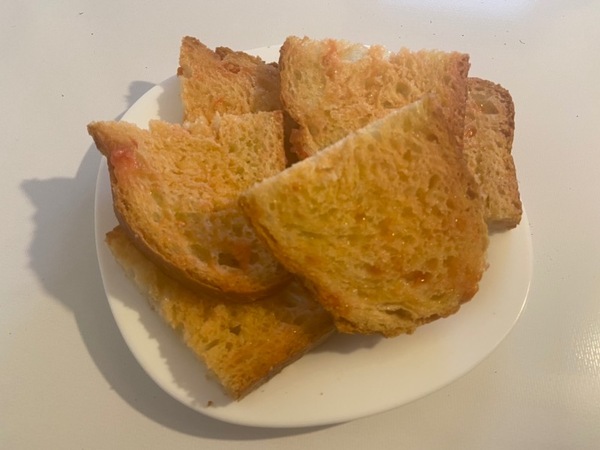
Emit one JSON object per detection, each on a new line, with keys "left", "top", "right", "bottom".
{"left": 279, "top": 36, "right": 470, "bottom": 160}
{"left": 240, "top": 96, "right": 488, "bottom": 337}
{"left": 464, "top": 77, "right": 522, "bottom": 230}
{"left": 178, "top": 36, "right": 282, "bottom": 124}
{"left": 106, "top": 226, "right": 334, "bottom": 399}
{"left": 88, "top": 112, "right": 290, "bottom": 299}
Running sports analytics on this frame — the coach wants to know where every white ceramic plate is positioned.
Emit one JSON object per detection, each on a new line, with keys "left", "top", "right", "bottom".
{"left": 94, "top": 45, "right": 532, "bottom": 428}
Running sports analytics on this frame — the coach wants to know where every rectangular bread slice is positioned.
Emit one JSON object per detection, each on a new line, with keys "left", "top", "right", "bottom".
{"left": 464, "top": 77, "right": 522, "bottom": 230}
{"left": 106, "top": 226, "right": 334, "bottom": 400}
{"left": 240, "top": 96, "right": 488, "bottom": 337}
{"left": 88, "top": 112, "right": 290, "bottom": 299}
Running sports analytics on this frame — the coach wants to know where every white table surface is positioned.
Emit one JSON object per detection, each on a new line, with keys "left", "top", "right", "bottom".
{"left": 3, "top": 1, "right": 599, "bottom": 448}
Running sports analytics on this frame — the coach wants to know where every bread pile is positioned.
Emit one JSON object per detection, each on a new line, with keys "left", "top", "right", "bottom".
{"left": 88, "top": 36, "right": 522, "bottom": 399}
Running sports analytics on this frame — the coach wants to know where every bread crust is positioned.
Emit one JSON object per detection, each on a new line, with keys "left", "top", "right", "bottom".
{"left": 464, "top": 77, "right": 522, "bottom": 230}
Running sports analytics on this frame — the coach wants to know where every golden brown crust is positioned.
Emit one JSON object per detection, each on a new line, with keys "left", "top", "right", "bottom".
{"left": 106, "top": 226, "right": 334, "bottom": 399}
{"left": 88, "top": 113, "right": 291, "bottom": 299}
{"left": 240, "top": 96, "right": 488, "bottom": 337}
{"left": 464, "top": 77, "right": 522, "bottom": 230}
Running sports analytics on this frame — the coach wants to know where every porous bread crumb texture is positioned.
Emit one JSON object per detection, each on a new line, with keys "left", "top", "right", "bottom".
{"left": 464, "top": 77, "right": 522, "bottom": 230}
{"left": 88, "top": 112, "right": 290, "bottom": 298}
{"left": 106, "top": 226, "right": 334, "bottom": 399}
{"left": 178, "top": 36, "right": 282, "bottom": 124}
{"left": 279, "top": 36, "right": 470, "bottom": 159}
{"left": 240, "top": 97, "right": 488, "bottom": 337}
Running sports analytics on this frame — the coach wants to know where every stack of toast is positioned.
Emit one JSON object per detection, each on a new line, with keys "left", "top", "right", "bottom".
{"left": 88, "top": 35, "right": 522, "bottom": 399}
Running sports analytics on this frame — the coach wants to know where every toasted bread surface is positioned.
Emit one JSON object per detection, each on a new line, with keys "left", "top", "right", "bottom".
{"left": 240, "top": 96, "right": 488, "bottom": 337}
{"left": 105, "top": 226, "right": 334, "bottom": 399}
{"left": 464, "top": 77, "right": 522, "bottom": 230}
{"left": 279, "top": 36, "right": 470, "bottom": 159}
{"left": 178, "top": 36, "right": 281, "bottom": 124}
{"left": 88, "top": 112, "right": 290, "bottom": 299}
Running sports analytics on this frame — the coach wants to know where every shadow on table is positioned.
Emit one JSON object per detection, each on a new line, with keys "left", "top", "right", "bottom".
{"left": 20, "top": 80, "right": 340, "bottom": 440}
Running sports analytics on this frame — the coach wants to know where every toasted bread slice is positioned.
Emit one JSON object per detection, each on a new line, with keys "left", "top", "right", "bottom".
{"left": 178, "top": 36, "right": 281, "bottom": 123}
{"left": 105, "top": 226, "right": 334, "bottom": 399}
{"left": 88, "top": 112, "right": 290, "bottom": 299}
{"left": 279, "top": 36, "right": 470, "bottom": 160}
{"left": 240, "top": 96, "right": 488, "bottom": 337}
{"left": 464, "top": 77, "right": 522, "bottom": 230}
